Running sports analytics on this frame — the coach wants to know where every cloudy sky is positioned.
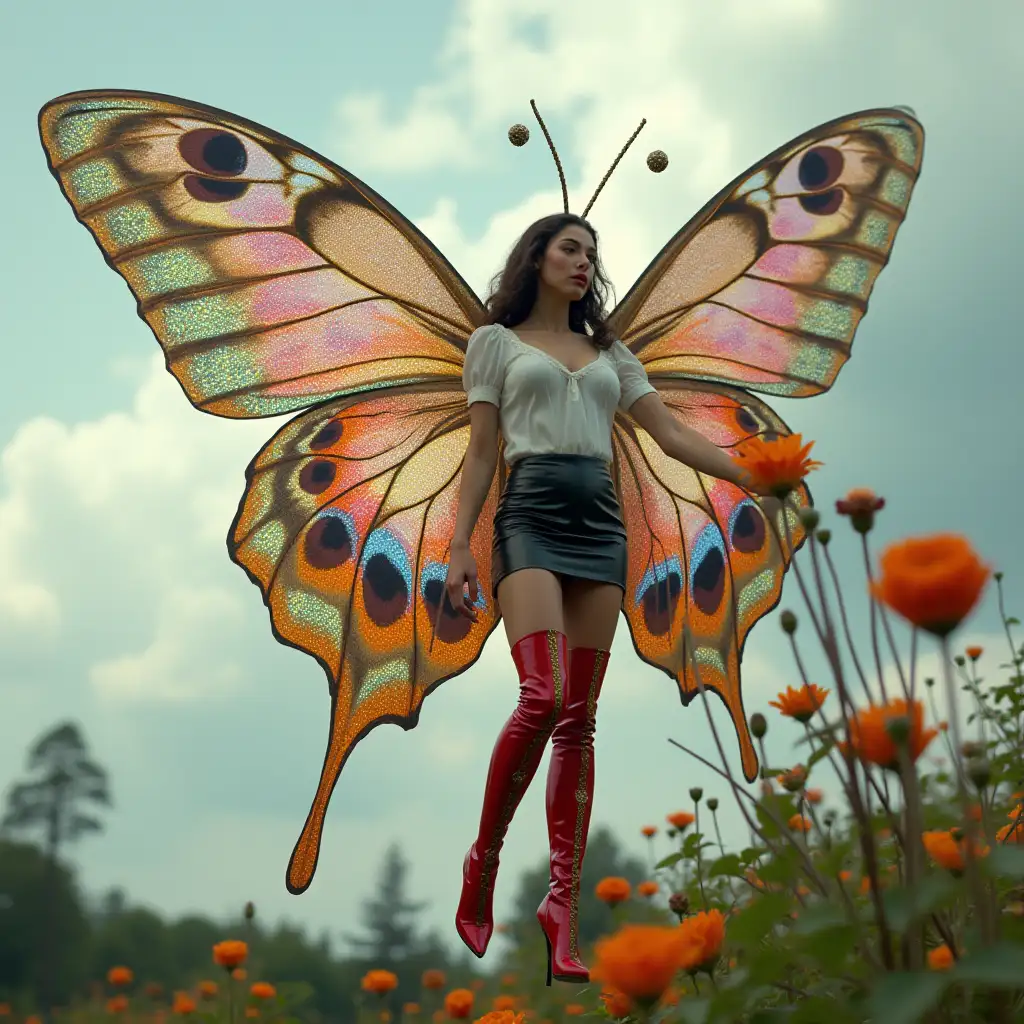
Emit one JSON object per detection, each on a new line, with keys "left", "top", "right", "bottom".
{"left": 2, "top": 0, "right": 1022, "bottom": 956}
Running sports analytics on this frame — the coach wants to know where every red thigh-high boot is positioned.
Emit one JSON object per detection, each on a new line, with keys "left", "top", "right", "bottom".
{"left": 455, "top": 629, "right": 568, "bottom": 958}
{"left": 538, "top": 645, "right": 610, "bottom": 984}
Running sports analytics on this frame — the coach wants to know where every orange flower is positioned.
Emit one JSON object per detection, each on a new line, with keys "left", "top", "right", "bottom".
{"left": 666, "top": 811, "right": 695, "bottom": 831}
{"left": 471, "top": 1014, "right": 523, "bottom": 1024}
{"left": 599, "top": 989, "right": 633, "bottom": 1019}
{"left": 106, "top": 996, "right": 129, "bottom": 1014}
{"left": 212, "top": 941, "right": 248, "bottom": 971}
{"left": 245, "top": 1010, "right": 259, "bottom": 1020}
{"left": 197, "top": 981, "right": 218, "bottom": 1000}
{"left": 250, "top": 983, "right": 276, "bottom": 1000}
{"left": 997, "top": 822, "right": 1024, "bottom": 844}
{"left": 769, "top": 684, "right": 829, "bottom": 723}
{"left": 594, "top": 924, "right": 696, "bottom": 1006}
{"left": 470, "top": 980, "right": 485, "bottom": 993}
{"left": 777, "top": 765, "right": 808, "bottom": 792}
{"left": 145, "top": 983, "right": 164, "bottom": 999}
{"left": 172, "top": 993, "right": 196, "bottom": 1015}
{"left": 788, "top": 814, "right": 812, "bottom": 833}
{"left": 927, "top": 945, "right": 955, "bottom": 971}
{"left": 848, "top": 698, "right": 938, "bottom": 770}
{"left": 491, "top": 996, "right": 516, "bottom": 1012}
{"left": 232, "top": 969, "right": 247, "bottom": 982}
{"left": 839, "top": 870, "right": 852, "bottom": 883}
{"left": 660, "top": 986, "right": 681, "bottom": 1008}
{"left": 835, "top": 488, "right": 885, "bottom": 533}
{"left": 433, "top": 1014, "right": 444, "bottom": 1024}
{"left": 444, "top": 989, "right": 474, "bottom": 1019}
{"left": 0, "top": 1006, "right": 10, "bottom": 1017}
{"left": 870, "top": 535, "right": 990, "bottom": 637}
{"left": 379, "top": 1014, "right": 391, "bottom": 1024}
{"left": 499, "top": 974, "right": 517, "bottom": 988}
{"left": 637, "top": 881, "right": 659, "bottom": 898}
{"left": 107, "top": 967, "right": 134, "bottom": 987}
{"left": 565, "top": 1006, "right": 585, "bottom": 1016}
{"left": 24, "top": 1017, "right": 41, "bottom": 1024}
{"left": 422, "top": 970, "right": 446, "bottom": 991}
{"left": 677, "top": 909, "right": 726, "bottom": 973}
{"left": 362, "top": 971, "right": 399, "bottom": 996}
{"left": 805, "top": 788, "right": 823, "bottom": 805}
{"left": 965, "top": 645, "right": 983, "bottom": 660}
{"left": 404, "top": 1005, "right": 421, "bottom": 1016}
{"left": 733, "top": 433, "right": 822, "bottom": 497}
{"left": 641, "top": 825, "right": 657, "bottom": 838}
{"left": 595, "top": 877, "right": 632, "bottom": 905}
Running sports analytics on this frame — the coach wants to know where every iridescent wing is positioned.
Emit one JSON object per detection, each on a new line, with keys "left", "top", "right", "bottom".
{"left": 608, "top": 108, "right": 924, "bottom": 396}
{"left": 38, "top": 90, "right": 484, "bottom": 417}
{"left": 231, "top": 383, "right": 502, "bottom": 892}
{"left": 38, "top": 91, "right": 499, "bottom": 890}
{"left": 608, "top": 109, "right": 923, "bottom": 780}
{"left": 612, "top": 385, "right": 809, "bottom": 781}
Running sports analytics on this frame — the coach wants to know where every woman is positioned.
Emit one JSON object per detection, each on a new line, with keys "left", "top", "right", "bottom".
{"left": 447, "top": 212, "right": 755, "bottom": 984}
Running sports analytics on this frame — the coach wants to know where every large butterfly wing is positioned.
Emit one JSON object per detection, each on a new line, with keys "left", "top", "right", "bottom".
{"left": 230, "top": 383, "right": 502, "bottom": 892}
{"left": 608, "top": 108, "right": 924, "bottom": 397}
{"left": 612, "top": 385, "right": 808, "bottom": 782}
{"left": 38, "top": 90, "right": 485, "bottom": 417}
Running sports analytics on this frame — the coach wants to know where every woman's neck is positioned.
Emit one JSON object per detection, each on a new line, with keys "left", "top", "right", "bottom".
{"left": 519, "top": 287, "right": 573, "bottom": 334}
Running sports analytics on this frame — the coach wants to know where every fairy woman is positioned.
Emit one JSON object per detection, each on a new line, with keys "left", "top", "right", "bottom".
{"left": 38, "top": 90, "right": 922, "bottom": 984}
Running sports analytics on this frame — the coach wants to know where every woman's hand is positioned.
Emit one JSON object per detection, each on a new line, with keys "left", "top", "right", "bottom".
{"left": 446, "top": 541, "right": 480, "bottom": 622}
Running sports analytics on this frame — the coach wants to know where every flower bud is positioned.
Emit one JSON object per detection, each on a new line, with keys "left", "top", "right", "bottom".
{"left": 816, "top": 528, "right": 832, "bottom": 545}
{"left": 799, "top": 507, "right": 821, "bottom": 531}
{"left": 924, "top": 677, "right": 935, "bottom": 688}
{"left": 968, "top": 758, "right": 992, "bottom": 789}
{"left": 668, "top": 891, "right": 690, "bottom": 919}
{"left": 885, "top": 715, "right": 911, "bottom": 746}
{"left": 995, "top": 570, "right": 1004, "bottom": 581}
{"left": 689, "top": 787, "right": 703, "bottom": 803}
{"left": 750, "top": 712, "right": 768, "bottom": 738}
{"left": 961, "top": 741, "right": 984, "bottom": 759}
{"left": 706, "top": 797, "right": 719, "bottom": 812}
{"left": 823, "top": 810, "right": 837, "bottom": 827}
{"left": 780, "top": 610, "right": 798, "bottom": 635}
{"left": 244, "top": 901, "right": 255, "bottom": 921}
{"left": 954, "top": 654, "right": 965, "bottom": 667}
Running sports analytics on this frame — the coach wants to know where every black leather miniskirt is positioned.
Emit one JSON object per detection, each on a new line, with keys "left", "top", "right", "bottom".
{"left": 491, "top": 454, "right": 628, "bottom": 596}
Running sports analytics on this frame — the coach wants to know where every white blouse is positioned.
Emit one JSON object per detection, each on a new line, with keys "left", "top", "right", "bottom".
{"left": 462, "top": 323, "right": 657, "bottom": 465}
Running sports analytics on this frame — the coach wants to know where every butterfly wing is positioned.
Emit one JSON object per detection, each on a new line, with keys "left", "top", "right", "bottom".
{"left": 609, "top": 109, "right": 923, "bottom": 779}
{"left": 608, "top": 108, "right": 924, "bottom": 396}
{"left": 38, "top": 90, "right": 485, "bottom": 417}
{"left": 231, "top": 382, "right": 502, "bottom": 892}
{"left": 612, "top": 385, "right": 808, "bottom": 782}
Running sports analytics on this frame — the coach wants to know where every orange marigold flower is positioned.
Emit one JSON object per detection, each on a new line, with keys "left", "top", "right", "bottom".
{"left": 491, "top": 996, "right": 516, "bottom": 1012}
{"left": 106, "top": 996, "right": 129, "bottom": 1014}
{"left": 107, "top": 967, "right": 134, "bottom": 987}
{"left": 250, "top": 983, "right": 276, "bottom": 1000}
{"left": 362, "top": 971, "right": 399, "bottom": 996}
{"left": 835, "top": 488, "right": 885, "bottom": 533}
{"left": 25, "top": 1017, "right": 41, "bottom": 1024}
{"left": 197, "top": 982, "right": 218, "bottom": 1000}
{"left": 965, "top": 645, "right": 983, "bottom": 660}
{"left": 422, "top": 970, "right": 446, "bottom": 991}
{"left": 594, "top": 925, "right": 696, "bottom": 1006}
{"left": 922, "top": 830, "right": 989, "bottom": 873}
{"left": 777, "top": 765, "right": 808, "bottom": 792}
{"left": 0, "top": 1006, "right": 10, "bottom": 1017}
{"left": 848, "top": 698, "right": 938, "bottom": 770}
{"left": 595, "top": 876, "right": 632, "bottom": 906}
{"left": 145, "top": 983, "right": 164, "bottom": 999}
{"left": 172, "top": 992, "right": 196, "bottom": 1015}
{"left": 565, "top": 1006, "right": 586, "bottom": 1016}
{"left": 769, "top": 684, "right": 829, "bottom": 723}
{"left": 788, "top": 814, "right": 812, "bottom": 833}
{"left": 805, "top": 788, "right": 824, "bottom": 805}
{"left": 733, "top": 433, "right": 822, "bottom": 498}
{"left": 444, "top": 989, "right": 474, "bottom": 1019}
{"left": 232, "top": 969, "right": 247, "bottom": 982}
{"left": 666, "top": 811, "right": 695, "bottom": 831}
{"left": 379, "top": 1014, "right": 391, "bottom": 1024}
{"left": 212, "top": 941, "right": 248, "bottom": 971}
{"left": 245, "top": 1009, "right": 259, "bottom": 1020}
{"left": 870, "top": 534, "right": 990, "bottom": 637}
{"left": 470, "top": 980, "right": 484, "bottom": 993}
{"left": 637, "top": 880, "right": 660, "bottom": 898}
{"left": 599, "top": 989, "right": 633, "bottom": 1019}
{"left": 660, "top": 986, "right": 681, "bottom": 1007}
{"left": 499, "top": 974, "right": 517, "bottom": 988}
{"left": 404, "top": 1005, "right": 421, "bottom": 1016}
{"left": 997, "top": 822, "right": 1024, "bottom": 844}
{"left": 678, "top": 909, "right": 726, "bottom": 973}
{"left": 641, "top": 825, "right": 657, "bottom": 838}
{"left": 839, "top": 870, "right": 852, "bottom": 883}
{"left": 927, "top": 945, "right": 955, "bottom": 971}
{"left": 472, "top": 1013, "right": 523, "bottom": 1024}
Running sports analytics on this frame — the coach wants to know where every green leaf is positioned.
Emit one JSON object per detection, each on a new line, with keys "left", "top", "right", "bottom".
{"left": 880, "top": 872, "right": 959, "bottom": 931}
{"left": 865, "top": 972, "right": 947, "bottom": 1024}
{"left": 985, "top": 844, "right": 1024, "bottom": 879}
{"left": 656, "top": 851, "right": 684, "bottom": 869}
{"left": 675, "top": 997, "right": 710, "bottom": 1024}
{"left": 1006, "top": 616, "right": 1020, "bottom": 625}
{"left": 707, "top": 853, "right": 743, "bottom": 879}
{"left": 791, "top": 903, "right": 849, "bottom": 936}
{"left": 807, "top": 741, "right": 834, "bottom": 770}
{"left": 748, "top": 1011, "right": 792, "bottom": 1023}
{"left": 728, "top": 892, "right": 792, "bottom": 945}
{"left": 951, "top": 941, "right": 1024, "bottom": 987}
{"left": 792, "top": 998, "right": 860, "bottom": 1024}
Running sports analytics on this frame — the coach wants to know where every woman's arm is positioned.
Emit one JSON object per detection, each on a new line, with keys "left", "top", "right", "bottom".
{"left": 452, "top": 402, "right": 500, "bottom": 547}
{"left": 628, "top": 392, "right": 751, "bottom": 488}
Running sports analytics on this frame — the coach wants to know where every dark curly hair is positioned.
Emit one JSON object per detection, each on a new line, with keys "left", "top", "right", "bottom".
{"left": 484, "top": 213, "right": 615, "bottom": 350}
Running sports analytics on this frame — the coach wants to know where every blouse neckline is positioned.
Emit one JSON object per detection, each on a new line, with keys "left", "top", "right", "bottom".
{"left": 500, "top": 324, "right": 604, "bottom": 377}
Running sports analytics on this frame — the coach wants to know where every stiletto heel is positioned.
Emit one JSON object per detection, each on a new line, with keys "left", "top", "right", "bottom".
{"left": 542, "top": 928, "right": 553, "bottom": 987}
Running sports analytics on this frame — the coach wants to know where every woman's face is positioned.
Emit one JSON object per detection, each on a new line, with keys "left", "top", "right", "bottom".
{"left": 537, "top": 225, "right": 597, "bottom": 302}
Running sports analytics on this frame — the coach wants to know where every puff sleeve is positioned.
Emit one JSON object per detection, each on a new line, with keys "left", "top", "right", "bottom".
{"left": 612, "top": 340, "right": 657, "bottom": 411}
{"left": 462, "top": 324, "right": 507, "bottom": 407}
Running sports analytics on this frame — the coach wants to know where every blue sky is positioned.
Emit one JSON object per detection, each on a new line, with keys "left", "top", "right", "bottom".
{"left": 2, "top": 0, "right": 1022, "bottom": 953}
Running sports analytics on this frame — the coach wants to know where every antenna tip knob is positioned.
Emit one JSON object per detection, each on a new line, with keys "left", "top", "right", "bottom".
{"left": 646, "top": 149, "right": 669, "bottom": 173}
{"left": 508, "top": 123, "right": 530, "bottom": 147}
